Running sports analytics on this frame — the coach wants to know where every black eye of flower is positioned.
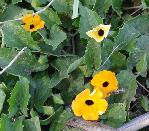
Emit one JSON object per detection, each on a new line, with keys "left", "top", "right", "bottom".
{"left": 103, "top": 81, "right": 109, "bottom": 87}
{"left": 85, "top": 100, "right": 94, "bottom": 106}
{"left": 30, "top": 24, "right": 35, "bottom": 29}
{"left": 98, "top": 29, "right": 104, "bottom": 36}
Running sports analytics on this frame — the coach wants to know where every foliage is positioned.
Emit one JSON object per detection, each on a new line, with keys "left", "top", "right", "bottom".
{"left": 0, "top": 0, "right": 149, "bottom": 130}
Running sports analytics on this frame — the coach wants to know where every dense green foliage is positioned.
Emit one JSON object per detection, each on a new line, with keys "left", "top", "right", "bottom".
{"left": 0, "top": 0, "right": 149, "bottom": 130}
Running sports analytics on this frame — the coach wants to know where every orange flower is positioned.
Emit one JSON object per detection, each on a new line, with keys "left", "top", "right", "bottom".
{"left": 22, "top": 14, "right": 45, "bottom": 32}
{"left": 71, "top": 89, "right": 108, "bottom": 120}
{"left": 86, "top": 24, "right": 111, "bottom": 42}
{"left": 91, "top": 70, "right": 118, "bottom": 98}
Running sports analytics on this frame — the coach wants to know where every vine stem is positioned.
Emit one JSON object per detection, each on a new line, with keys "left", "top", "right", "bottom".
{"left": 123, "top": 6, "right": 142, "bottom": 10}
{"left": 0, "top": 47, "right": 27, "bottom": 75}
{"left": 136, "top": 80, "right": 149, "bottom": 93}
{"left": 98, "top": 43, "right": 121, "bottom": 70}
{"left": 0, "top": 0, "right": 55, "bottom": 25}
{"left": 34, "top": 0, "right": 55, "bottom": 14}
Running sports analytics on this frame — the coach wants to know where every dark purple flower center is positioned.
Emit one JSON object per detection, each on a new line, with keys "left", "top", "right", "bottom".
{"left": 85, "top": 100, "right": 94, "bottom": 106}
{"left": 98, "top": 29, "right": 104, "bottom": 36}
{"left": 30, "top": 24, "right": 35, "bottom": 29}
{"left": 103, "top": 81, "right": 109, "bottom": 87}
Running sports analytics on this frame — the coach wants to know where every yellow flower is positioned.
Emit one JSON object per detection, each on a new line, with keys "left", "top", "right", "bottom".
{"left": 91, "top": 70, "right": 118, "bottom": 98}
{"left": 71, "top": 89, "right": 108, "bottom": 120}
{"left": 22, "top": 14, "right": 45, "bottom": 32}
{"left": 86, "top": 24, "right": 111, "bottom": 42}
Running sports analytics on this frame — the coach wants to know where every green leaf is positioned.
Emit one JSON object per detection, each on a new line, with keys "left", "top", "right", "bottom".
{"left": 0, "top": 89, "right": 6, "bottom": 113}
{"left": 142, "top": 0, "right": 149, "bottom": 8}
{"left": 67, "top": 57, "right": 83, "bottom": 73}
{"left": 23, "top": 116, "right": 41, "bottom": 131}
{"left": 49, "top": 110, "right": 73, "bottom": 131}
{"left": 38, "top": 55, "right": 48, "bottom": 64}
{"left": 83, "top": 0, "right": 96, "bottom": 6}
{"left": 136, "top": 53, "right": 147, "bottom": 77}
{"left": 37, "top": 34, "right": 65, "bottom": 56}
{"left": 0, "top": 82, "right": 8, "bottom": 93}
{"left": 112, "top": 0, "right": 122, "bottom": 16}
{"left": 40, "top": 106, "right": 63, "bottom": 126}
{"left": 62, "top": 70, "right": 85, "bottom": 104}
{"left": 123, "top": 35, "right": 137, "bottom": 53}
{"left": 0, "top": 114, "right": 23, "bottom": 131}
{"left": 40, "top": 8, "right": 61, "bottom": 29}
{"left": 0, "top": 48, "right": 48, "bottom": 77}
{"left": 36, "top": 106, "right": 54, "bottom": 115}
{"left": 72, "top": 0, "right": 79, "bottom": 19}
{"left": 145, "top": 0, "right": 149, "bottom": 6}
{"left": 2, "top": 22, "right": 40, "bottom": 51}
{"left": 33, "top": 72, "right": 62, "bottom": 98}
{"left": 31, "top": 0, "right": 42, "bottom": 7}
{"left": 52, "top": 0, "right": 73, "bottom": 13}
{"left": 31, "top": 0, "right": 47, "bottom": 7}
{"left": 79, "top": 5, "right": 103, "bottom": 39}
{"left": 109, "top": 52, "right": 127, "bottom": 72}
{"left": 33, "top": 74, "right": 52, "bottom": 106}
{"left": 30, "top": 109, "right": 38, "bottom": 118}
{"left": 0, "top": 5, "right": 23, "bottom": 21}
{"left": 41, "top": 25, "right": 66, "bottom": 50}
{"left": 136, "top": 35, "right": 149, "bottom": 54}
{"left": 127, "top": 50, "right": 144, "bottom": 70}
{"left": 85, "top": 40, "right": 101, "bottom": 70}
{"left": 12, "top": 0, "right": 22, "bottom": 4}
{"left": 115, "top": 15, "right": 149, "bottom": 49}
{"left": 8, "top": 77, "right": 31, "bottom": 117}
{"left": 79, "top": 65, "right": 92, "bottom": 77}
{"left": 52, "top": 94, "right": 64, "bottom": 105}
{"left": 101, "top": 103, "right": 127, "bottom": 128}
{"left": 140, "top": 96, "right": 149, "bottom": 112}
{"left": 95, "top": 0, "right": 112, "bottom": 17}
{"left": 0, "top": 0, "right": 6, "bottom": 15}
{"left": 51, "top": 56, "right": 80, "bottom": 78}
{"left": 100, "top": 40, "right": 120, "bottom": 69}
{"left": 0, "top": 76, "right": 18, "bottom": 90}
{"left": 146, "top": 79, "right": 149, "bottom": 88}
{"left": 112, "top": 70, "right": 137, "bottom": 109}
{"left": 49, "top": 73, "right": 63, "bottom": 88}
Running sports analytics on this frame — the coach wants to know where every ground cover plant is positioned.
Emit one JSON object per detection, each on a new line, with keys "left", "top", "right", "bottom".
{"left": 0, "top": 0, "right": 149, "bottom": 130}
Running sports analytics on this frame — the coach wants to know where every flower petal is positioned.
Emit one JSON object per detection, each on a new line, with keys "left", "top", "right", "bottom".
{"left": 22, "top": 14, "right": 45, "bottom": 32}
{"left": 86, "top": 24, "right": 111, "bottom": 42}
{"left": 95, "top": 99, "right": 108, "bottom": 113}
{"left": 37, "top": 21, "right": 45, "bottom": 29}
{"left": 82, "top": 108, "right": 99, "bottom": 120}
{"left": 90, "top": 89, "right": 103, "bottom": 99}
{"left": 33, "top": 14, "right": 42, "bottom": 26}
{"left": 71, "top": 88, "right": 108, "bottom": 121}
{"left": 91, "top": 70, "right": 118, "bottom": 98}
{"left": 75, "top": 89, "right": 90, "bottom": 100}
{"left": 71, "top": 100, "right": 84, "bottom": 116}
{"left": 22, "top": 14, "right": 33, "bottom": 24}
